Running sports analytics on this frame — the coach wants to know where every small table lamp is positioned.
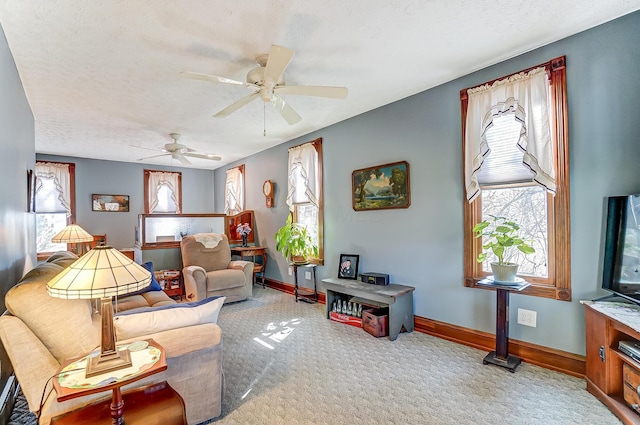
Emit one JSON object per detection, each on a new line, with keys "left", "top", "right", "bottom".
{"left": 51, "top": 224, "right": 95, "bottom": 255}
{"left": 47, "top": 246, "right": 151, "bottom": 377}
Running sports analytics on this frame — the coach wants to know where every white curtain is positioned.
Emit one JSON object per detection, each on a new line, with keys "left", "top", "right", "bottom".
{"left": 464, "top": 66, "right": 555, "bottom": 203}
{"left": 286, "top": 143, "right": 318, "bottom": 211}
{"left": 224, "top": 167, "right": 244, "bottom": 215}
{"left": 148, "top": 171, "right": 181, "bottom": 213}
{"left": 35, "top": 162, "right": 71, "bottom": 216}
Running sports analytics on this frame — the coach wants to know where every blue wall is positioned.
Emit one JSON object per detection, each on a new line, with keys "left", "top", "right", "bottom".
{"left": 36, "top": 154, "right": 216, "bottom": 249}
{"left": 214, "top": 11, "right": 640, "bottom": 355}
{"left": 0, "top": 24, "right": 36, "bottom": 308}
{"left": 0, "top": 21, "right": 36, "bottom": 414}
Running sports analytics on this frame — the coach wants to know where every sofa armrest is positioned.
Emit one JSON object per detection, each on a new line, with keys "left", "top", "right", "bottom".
{"left": 0, "top": 315, "right": 61, "bottom": 414}
{"left": 182, "top": 265, "right": 207, "bottom": 301}
{"left": 229, "top": 260, "right": 254, "bottom": 298}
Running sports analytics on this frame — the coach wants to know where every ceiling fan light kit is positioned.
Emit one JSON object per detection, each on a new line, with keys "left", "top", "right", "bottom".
{"left": 181, "top": 44, "right": 348, "bottom": 126}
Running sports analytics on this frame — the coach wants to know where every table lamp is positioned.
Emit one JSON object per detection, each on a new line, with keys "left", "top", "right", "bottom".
{"left": 46, "top": 246, "right": 151, "bottom": 377}
{"left": 51, "top": 224, "right": 95, "bottom": 255}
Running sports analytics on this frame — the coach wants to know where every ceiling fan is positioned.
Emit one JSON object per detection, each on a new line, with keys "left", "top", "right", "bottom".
{"left": 180, "top": 45, "right": 348, "bottom": 125}
{"left": 136, "top": 133, "right": 221, "bottom": 165}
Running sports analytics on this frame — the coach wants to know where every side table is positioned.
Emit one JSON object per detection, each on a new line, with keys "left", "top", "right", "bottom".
{"left": 155, "top": 270, "right": 183, "bottom": 300}
{"left": 52, "top": 339, "right": 185, "bottom": 424}
{"left": 231, "top": 246, "right": 267, "bottom": 287}
{"left": 477, "top": 278, "right": 530, "bottom": 372}
{"left": 51, "top": 381, "right": 186, "bottom": 425}
{"left": 292, "top": 263, "right": 318, "bottom": 303}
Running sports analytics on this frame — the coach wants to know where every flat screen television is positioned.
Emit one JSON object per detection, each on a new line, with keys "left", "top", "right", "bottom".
{"left": 602, "top": 195, "right": 640, "bottom": 303}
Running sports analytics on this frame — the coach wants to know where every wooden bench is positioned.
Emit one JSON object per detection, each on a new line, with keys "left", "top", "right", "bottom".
{"left": 322, "top": 278, "right": 415, "bottom": 340}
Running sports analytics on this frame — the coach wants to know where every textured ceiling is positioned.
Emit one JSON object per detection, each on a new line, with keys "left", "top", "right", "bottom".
{"left": 1, "top": 1, "right": 639, "bottom": 170}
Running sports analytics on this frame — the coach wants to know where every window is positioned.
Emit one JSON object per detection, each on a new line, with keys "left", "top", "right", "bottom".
{"left": 461, "top": 56, "right": 570, "bottom": 301}
{"left": 144, "top": 170, "right": 182, "bottom": 213}
{"left": 35, "top": 161, "right": 76, "bottom": 257}
{"left": 286, "top": 138, "right": 324, "bottom": 263}
{"left": 224, "top": 164, "right": 245, "bottom": 215}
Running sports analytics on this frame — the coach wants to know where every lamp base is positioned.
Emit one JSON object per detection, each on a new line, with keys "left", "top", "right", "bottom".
{"left": 85, "top": 348, "right": 132, "bottom": 378}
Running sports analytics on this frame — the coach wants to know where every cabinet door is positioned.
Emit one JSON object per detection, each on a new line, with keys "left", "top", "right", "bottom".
{"left": 585, "top": 305, "right": 609, "bottom": 391}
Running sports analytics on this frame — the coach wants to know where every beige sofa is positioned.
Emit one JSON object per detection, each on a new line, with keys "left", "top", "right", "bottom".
{"left": 181, "top": 233, "right": 254, "bottom": 303}
{"left": 0, "top": 251, "right": 223, "bottom": 424}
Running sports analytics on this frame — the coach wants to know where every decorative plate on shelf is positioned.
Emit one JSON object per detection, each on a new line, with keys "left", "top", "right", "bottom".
{"left": 486, "top": 276, "right": 526, "bottom": 286}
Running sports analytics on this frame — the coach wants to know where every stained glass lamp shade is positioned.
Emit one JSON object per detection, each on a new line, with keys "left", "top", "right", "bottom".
{"left": 46, "top": 246, "right": 151, "bottom": 377}
{"left": 51, "top": 224, "right": 94, "bottom": 254}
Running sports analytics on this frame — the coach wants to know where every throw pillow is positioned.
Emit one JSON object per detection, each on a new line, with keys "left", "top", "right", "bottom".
{"left": 113, "top": 296, "right": 226, "bottom": 340}
{"left": 125, "top": 261, "right": 163, "bottom": 296}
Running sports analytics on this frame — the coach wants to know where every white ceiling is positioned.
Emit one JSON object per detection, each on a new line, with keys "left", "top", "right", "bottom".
{"left": 1, "top": 1, "right": 639, "bottom": 170}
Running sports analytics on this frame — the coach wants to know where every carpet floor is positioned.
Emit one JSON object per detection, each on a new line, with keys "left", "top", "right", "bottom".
{"left": 10, "top": 286, "right": 622, "bottom": 424}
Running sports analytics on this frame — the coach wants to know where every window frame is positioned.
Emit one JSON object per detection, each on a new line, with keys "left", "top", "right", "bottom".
{"left": 291, "top": 138, "right": 324, "bottom": 265}
{"left": 460, "top": 56, "right": 571, "bottom": 301}
{"left": 144, "top": 169, "right": 183, "bottom": 214}
{"left": 35, "top": 161, "right": 76, "bottom": 261}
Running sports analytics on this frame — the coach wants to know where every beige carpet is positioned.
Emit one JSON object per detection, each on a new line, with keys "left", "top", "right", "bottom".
{"left": 212, "top": 286, "right": 621, "bottom": 425}
{"left": 9, "top": 286, "right": 622, "bottom": 424}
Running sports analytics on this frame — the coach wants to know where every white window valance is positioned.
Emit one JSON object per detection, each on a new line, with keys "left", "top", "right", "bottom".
{"left": 464, "top": 66, "right": 555, "bottom": 202}
{"left": 224, "top": 167, "right": 244, "bottom": 215}
{"left": 286, "top": 142, "right": 319, "bottom": 212}
{"left": 35, "top": 162, "right": 71, "bottom": 216}
{"left": 148, "top": 171, "right": 181, "bottom": 213}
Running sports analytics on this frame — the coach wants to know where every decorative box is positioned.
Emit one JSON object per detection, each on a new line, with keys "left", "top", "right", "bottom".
{"left": 329, "top": 311, "right": 362, "bottom": 328}
{"left": 362, "top": 308, "right": 388, "bottom": 337}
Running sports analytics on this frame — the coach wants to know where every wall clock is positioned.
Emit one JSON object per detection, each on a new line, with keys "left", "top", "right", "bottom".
{"left": 263, "top": 180, "right": 274, "bottom": 208}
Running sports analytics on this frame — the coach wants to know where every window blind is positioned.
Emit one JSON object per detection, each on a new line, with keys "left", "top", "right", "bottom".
{"left": 476, "top": 114, "right": 534, "bottom": 186}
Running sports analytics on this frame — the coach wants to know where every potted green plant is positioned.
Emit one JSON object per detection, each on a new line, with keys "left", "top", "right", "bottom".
{"left": 473, "top": 215, "right": 535, "bottom": 282}
{"left": 274, "top": 213, "right": 319, "bottom": 264}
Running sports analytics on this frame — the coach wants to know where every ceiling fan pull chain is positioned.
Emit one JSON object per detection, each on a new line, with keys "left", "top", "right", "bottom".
{"left": 263, "top": 102, "right": 267, "bottom": 137}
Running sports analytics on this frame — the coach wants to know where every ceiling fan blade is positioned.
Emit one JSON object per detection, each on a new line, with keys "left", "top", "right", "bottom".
{"left": 179, "top": 71, "right": 256, "bottom": 88}
{"left": 137, "top": 153, "right": 169, "bottom": 161}
{"left": 214, "top": 92, "right": 260, "bottom": 118}
{"left": 275, "top": 85, "right": 348, "bottom": 99}
{"left": 184, "top": 152, "right": 222, "bottom": 161}
{"left": 130, "top": 144, "right": 163, "bottom": 152}
{"left": 174, "top": 153, "right": 191, "bottom": 165}
{"left": 271, "top": 94, "right": 302, "bottom": 125}
{"left": 263, "top": 45, "right": 294, "bottom": 87}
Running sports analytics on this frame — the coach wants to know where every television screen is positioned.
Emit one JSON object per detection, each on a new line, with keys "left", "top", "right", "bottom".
{"left": 602, "top": 195, "right": 640, "bottom": 303}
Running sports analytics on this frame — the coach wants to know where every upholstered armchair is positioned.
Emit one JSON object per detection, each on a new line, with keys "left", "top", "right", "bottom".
{"left": 181, "top": 233, "right": 253, "bottom": 303}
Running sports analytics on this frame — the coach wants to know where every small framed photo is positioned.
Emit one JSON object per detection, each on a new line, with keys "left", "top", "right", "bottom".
{"left": 338, "top": 254, "right": 359, "bottom": 280}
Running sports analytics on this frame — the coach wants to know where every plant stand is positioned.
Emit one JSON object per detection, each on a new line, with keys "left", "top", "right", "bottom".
{"left": 478, "top": 278, "right": 530, "bottom": 372}
{"left": 292, "top": 263, "right": 318, "bottom": 303}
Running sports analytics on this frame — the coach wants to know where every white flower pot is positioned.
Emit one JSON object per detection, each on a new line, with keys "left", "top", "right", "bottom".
{"left": 490, "top": 262, "right": 519, "bottom": 283}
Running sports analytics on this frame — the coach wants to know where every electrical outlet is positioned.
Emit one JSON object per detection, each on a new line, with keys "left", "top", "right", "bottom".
{"left": 288, "top": 267, "right": 293, "bottom": 276}
{"left": 517, "top": 308, "right": 537, "bottom": 327}
{"left": 305, "top": 271, "right": 312, "bottom": 280}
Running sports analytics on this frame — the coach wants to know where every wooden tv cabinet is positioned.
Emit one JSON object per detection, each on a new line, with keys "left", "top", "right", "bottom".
{"left": 584, "top": 301, "right": 640, "bottom": 424}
